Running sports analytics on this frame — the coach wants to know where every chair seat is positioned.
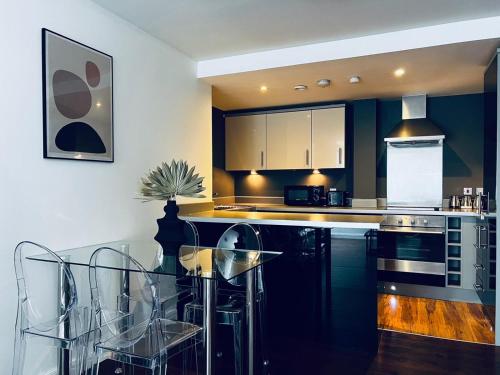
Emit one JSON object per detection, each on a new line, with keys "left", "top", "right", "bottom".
{"left": 23, "top": 307, "right": 90, "bottom": 349}
{"left": 96, "top": 319, "right": 201, "bottom": 369}
{"left": 184, "top": 301, "right": 244, "bottom": 326}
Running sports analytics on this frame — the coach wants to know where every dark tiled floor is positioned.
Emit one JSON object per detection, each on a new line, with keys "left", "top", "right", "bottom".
{"left": 270, "top": 330, "right": 500, "bottom": 375}
{"left": 98, "top": 330, "right": 500, "bottom": 375}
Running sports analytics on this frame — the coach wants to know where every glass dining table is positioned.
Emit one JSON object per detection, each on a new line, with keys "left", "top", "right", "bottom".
{"left": 27, "top": 239, "right": 282, "bottom": 375}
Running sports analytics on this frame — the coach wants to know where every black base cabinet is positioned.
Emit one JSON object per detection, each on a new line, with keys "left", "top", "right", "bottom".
{"left": 194, "top": 223, "right": 379, "bottom": 375}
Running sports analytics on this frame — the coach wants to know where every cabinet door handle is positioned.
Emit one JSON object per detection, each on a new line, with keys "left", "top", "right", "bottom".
{"left": 473, "top": 283, "right": 484, "bottom": 292}
{"left": 338, "top": 147, "right": 342, "bottom": 166}
{"left": 306, "top": 149, "right": 310, "bottom": 166}
{"left": 260, "top": 151, "right": 264, "bottom": 167}
{"left": 474, "top": 224, "right": 487, "bottom": 249}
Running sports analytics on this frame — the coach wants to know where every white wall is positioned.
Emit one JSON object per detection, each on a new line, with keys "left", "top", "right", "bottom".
{"left": 0, "top": 0, "right": 212, "bottom": 371}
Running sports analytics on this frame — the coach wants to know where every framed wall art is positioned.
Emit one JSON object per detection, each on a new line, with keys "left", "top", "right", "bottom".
{"left": 42, "top": 28, "right": 113, "bottom": 162}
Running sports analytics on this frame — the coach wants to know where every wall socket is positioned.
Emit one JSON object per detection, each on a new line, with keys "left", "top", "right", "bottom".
{"left": 463, "top": 187, "right": 473, "bottom": 195}
{"left": 476, "top": 187, "right": 484, "bottom": 195}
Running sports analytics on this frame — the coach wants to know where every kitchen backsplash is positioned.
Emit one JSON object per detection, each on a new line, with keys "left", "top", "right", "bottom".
{"left": 232, "top": 169, "right": 351, "bottom": 197}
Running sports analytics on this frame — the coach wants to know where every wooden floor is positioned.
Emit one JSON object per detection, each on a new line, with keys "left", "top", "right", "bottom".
{"left": 378, "top": 293, "right": 495, "bottom": 344}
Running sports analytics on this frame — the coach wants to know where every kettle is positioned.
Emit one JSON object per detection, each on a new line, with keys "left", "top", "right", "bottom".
{"left": 449, "top": 195, "right": 461, "bottom": 209}
{"left": 461, "top": 195, "right": 473, "bottom": 209}
{"left": 473, "top": 193, "right": 487, "bottom": 211}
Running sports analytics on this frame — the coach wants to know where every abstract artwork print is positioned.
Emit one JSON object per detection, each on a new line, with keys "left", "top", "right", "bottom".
{"left": 42, "top": 29, "right": 113, "bottom": 162}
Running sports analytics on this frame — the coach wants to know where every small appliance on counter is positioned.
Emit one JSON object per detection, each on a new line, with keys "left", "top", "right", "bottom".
{"left": 461, "top": 194, "right": 473, "bottom": 209}
{"left": 473, "top": 192, "right": 489, "bottom": 213}
{"left": 326, "top": 188, "right": 348, "bottom": 207}
{"left": 449, "top": 195, "right": 461, "bottom": 209}
{"left": 284, "top": 185, "right": 324, "bottom": 206}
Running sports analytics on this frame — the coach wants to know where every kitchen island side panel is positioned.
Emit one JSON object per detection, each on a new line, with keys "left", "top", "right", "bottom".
{"left": 194, "top": 221, "right": 379, "bottom": 373}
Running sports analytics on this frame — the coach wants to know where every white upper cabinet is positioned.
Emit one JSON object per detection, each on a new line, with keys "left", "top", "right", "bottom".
{"left": 266, "top": 111, "right": 312, "bottom": 170}
{"left": 225, "top": 114, "right": 267, "bottom": 171}
{"left": 225, "top": 107, "right": 345, "bottom": 171}
{"left": 312, "top": 107, "right": 345, "bottom": 169}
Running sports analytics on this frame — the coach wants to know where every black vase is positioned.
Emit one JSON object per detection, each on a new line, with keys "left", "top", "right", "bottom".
{"left": 154, "top": 199, "right": 185, "bottom": 256}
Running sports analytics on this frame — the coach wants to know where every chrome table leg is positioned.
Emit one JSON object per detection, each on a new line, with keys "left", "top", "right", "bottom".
{"left": 57, "top": 256, "right": 70, "bottom": 375}
{"left": 203, "top": 278, "right": 216, "bottom": 375}
{"left": 247, "top": 268, "right": 256, "bottom": 375}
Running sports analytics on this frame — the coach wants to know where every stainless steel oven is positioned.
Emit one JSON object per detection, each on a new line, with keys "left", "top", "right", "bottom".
{"left": 377, "top": 215, "right": 446, "bottom": 286}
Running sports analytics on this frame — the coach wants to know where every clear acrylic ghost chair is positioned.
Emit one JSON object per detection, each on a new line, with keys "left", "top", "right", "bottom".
{"left": 153, "top": 220, "right": 202, "bottom": 374}
{"left": 88, "top": 246, "right": 202, "bottom": 375}
{"left": 184, "top": 223, "right": 269, "bottom": 375}
{"left": 149, "top": 220, "right": 201, "bottom": 320}
{"left": 181, "top": 221, "right": 202, "bottom": 303}
{"left": 13, "top": 241, "right": 90, "bottom": 375}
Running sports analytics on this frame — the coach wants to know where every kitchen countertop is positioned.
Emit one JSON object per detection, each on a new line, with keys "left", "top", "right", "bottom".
{"left": 180, "top": 210, "right": 384, "bottom": 230}
{"left": 249, "top": 204, "right": 494, "bottom": 217}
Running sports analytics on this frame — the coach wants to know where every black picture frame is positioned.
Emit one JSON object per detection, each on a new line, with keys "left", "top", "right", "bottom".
{"left": 42, "top": 28, "right": 114, "bottom": 162}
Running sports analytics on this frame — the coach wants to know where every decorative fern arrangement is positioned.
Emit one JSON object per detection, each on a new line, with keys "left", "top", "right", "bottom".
{"left": 139, "top": 159, "right": 206, "bottom": 202}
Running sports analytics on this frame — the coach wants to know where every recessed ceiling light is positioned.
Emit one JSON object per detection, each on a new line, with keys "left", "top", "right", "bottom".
{"left": 394, "top": 68, "right": 406, "bottom": 78}
{"left": 260, "top": 85, "right": 268, "bottom": 93}
{"left": 294, "top": 84, "right": 308, "bottom": 91}
{"left": 349, "top": 76, "right": 361, "bottom": 84}
{"left": 316, "top": 79, "right": 331, "bottom": 88}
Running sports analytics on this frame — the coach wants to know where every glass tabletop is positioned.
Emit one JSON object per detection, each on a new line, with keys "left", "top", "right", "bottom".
{"left": 27, "top": 239, "right": 282, "bottom": 281}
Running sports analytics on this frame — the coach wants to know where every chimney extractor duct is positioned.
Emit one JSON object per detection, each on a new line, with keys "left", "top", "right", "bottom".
{"left": 384, "top": 95, "right": 445, "bottom": 144}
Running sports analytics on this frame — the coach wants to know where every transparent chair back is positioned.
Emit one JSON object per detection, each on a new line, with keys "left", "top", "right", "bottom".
{"left": 151, "top": 221, "right": 201, "bottom": 318}
{"left": 174, "top": 221, "right": 200, "bottom": 276}
{"left": 181, "top": 220, "right": 202, "bottom": 296}
{"left": 13, "top": 241, "right": 87, "bottom": 375}
{"left": 152, "top": 220, "right": 199, "bottom": 270}
{"left": 216, "top": 223, "right": 263, "bottom": 286}
{"left": 89, "top": 246, "right": 158, "bottom": 349}
{"left": 183, "top": 220, "right": 199, "bottom": 248}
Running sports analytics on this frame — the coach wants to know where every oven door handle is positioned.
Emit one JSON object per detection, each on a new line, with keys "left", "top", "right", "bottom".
{"left": 378, "top": 227, "right": 445, "bottom": 235}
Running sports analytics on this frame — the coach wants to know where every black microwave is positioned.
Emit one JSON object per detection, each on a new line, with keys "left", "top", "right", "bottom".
{"left": 284, "top": 185, "right": 324, "bottom": 206}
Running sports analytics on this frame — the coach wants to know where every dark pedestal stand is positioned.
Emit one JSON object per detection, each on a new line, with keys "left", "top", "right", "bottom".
{"left": 154, "top": 200, "right": 185, "bottom": 256}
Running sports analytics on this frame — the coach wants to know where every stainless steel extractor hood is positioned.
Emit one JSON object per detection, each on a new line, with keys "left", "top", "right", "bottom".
{"left": 385, "top": 94, "right": 444, "bottom": 209}
{"left": 384, "top": 95, "right": 445, "bottom": 144}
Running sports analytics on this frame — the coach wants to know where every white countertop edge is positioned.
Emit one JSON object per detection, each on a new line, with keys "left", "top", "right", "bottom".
{"left": 179, "top": 215, "right": 381, "bottom": 230}
{"left": 254, "top": 206, "right": 494, "bottom": 217}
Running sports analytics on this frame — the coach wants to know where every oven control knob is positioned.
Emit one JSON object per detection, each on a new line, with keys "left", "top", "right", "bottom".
{"left": 423, "top": 219, "right": 429, "bottom": 225}
{"left": 397, "top": 219, "right": 403, "bottom": 224}
{"left": 410, "top": 219, "right": 415, "bottom": 225}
